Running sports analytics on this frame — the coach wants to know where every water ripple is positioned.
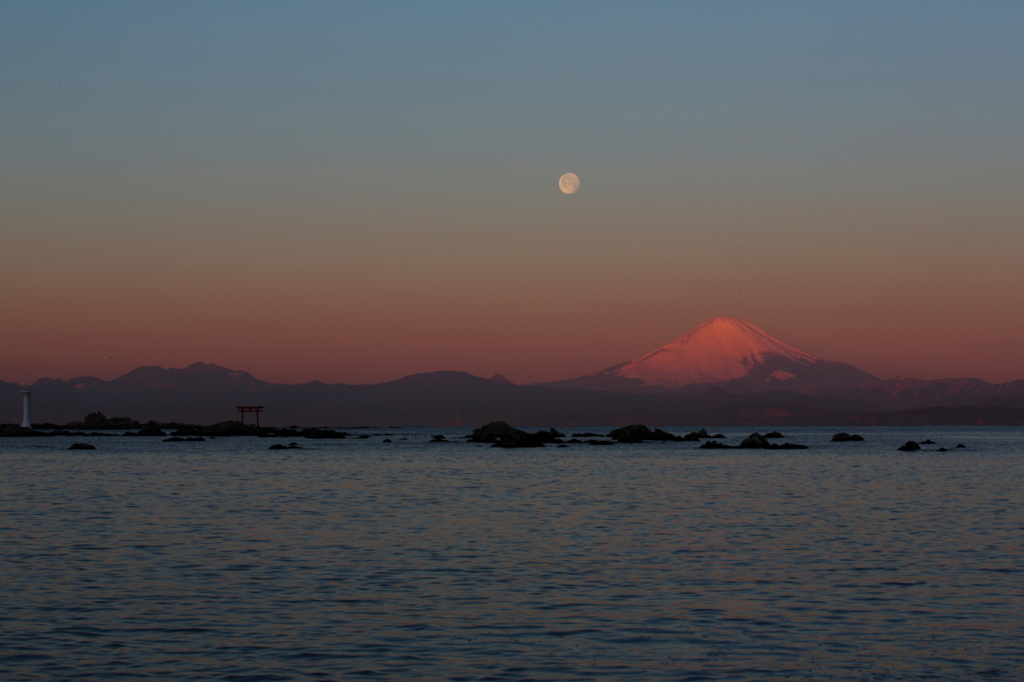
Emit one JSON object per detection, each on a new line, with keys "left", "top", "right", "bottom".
{"left": 1, "top": 426, "right": 1022, "bottom": 680}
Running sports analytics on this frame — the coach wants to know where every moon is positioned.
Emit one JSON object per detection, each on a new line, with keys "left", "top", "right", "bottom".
{"left": 558, "top": 172, "right": 580, "bottom": 194}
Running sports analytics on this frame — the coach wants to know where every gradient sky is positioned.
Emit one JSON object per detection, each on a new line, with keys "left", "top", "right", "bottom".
{"left": 3, "top": 1, "right": 1023, "bottom": 385}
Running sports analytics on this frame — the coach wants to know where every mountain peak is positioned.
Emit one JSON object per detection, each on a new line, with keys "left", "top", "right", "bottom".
{"left": 546, "top": 316, "right": 878, "bottom": 393}
{"left": 113, "top": 363, "right": 264, "bottom": 390}
{"left": 615, "top": 317, "right": 820, "bottom": 388}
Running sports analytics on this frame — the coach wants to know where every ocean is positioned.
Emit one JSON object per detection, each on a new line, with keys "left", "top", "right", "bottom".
{"left": 2, "top": 426, "right": 1021, "bottom": 681}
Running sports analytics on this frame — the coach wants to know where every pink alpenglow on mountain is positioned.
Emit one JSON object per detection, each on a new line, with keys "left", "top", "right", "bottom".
{"left": 617, "top": 317, "right": 819, "bottom": 387}
{"left": 548, "top": 317, "right": 878, "bottom": 394}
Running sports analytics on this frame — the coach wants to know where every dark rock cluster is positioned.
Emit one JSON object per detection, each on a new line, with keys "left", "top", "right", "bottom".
{"left": 65, "top": 412, "right": 142, "bottom": 430}
{"left": 0, "top": 425, "right": 39, "bottom": 437}
{"left": 466, "top": 422, "right": 566, "bottom": 448}
{"left": 168, "top": 421, "right": 262, "bottom": 437}
{"left": 681, "top": 428, "right": 726, "bottom": 441}
{"left": 0, "top": 409, "right": 980, "bottom": 456}
{"left": 299, "top": 427, "right": 348, "bottom": 439}
{"left": 701, "top": 432, "right": 808, "bottom": 450}
{"left": 607, "top": 424, "right": 684, "bottom": 443}
{"left": 897, "top": 440, "right": 965, "bottom": 451}
{"left": 741, "top": 433, "right": 770, "bottom": 448}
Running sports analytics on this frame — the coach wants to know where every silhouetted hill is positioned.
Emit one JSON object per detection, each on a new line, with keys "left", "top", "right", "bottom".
{"left": 112, "top": 363, "right": 266, "bottom": 391}
{"left": 4, "top": 362, "right": 1024, "bottom": 427}
{"left": 821, "top": 377, "right": 1024, "bottom": 410}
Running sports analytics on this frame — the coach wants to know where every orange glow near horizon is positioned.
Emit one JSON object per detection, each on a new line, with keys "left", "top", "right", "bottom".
{"left": 4, "top": 199, "right": 1024, "bottom": 387}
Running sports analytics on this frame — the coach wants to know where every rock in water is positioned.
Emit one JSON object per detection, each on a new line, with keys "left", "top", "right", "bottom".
{"left": 0, "top": 425, "right": 36, "bottom": 437}
{"left": 468, "top": 421, "right": 517, "bottom": 443}
{"left": 492, "top": 430, "right": 545, "bottom": 448}
{"left": 608, "top": 424, "right": 684, "bottom": 442}
{"left": 898, "top": 441, "right": 921, "bottom": 451}
{"left": 531, "top": 428, "right": 565, "bottom": 443}
{"left": 651, "top": 428, "right": 684, "bottom": 442}
{"left": 83, "top": 412, "right": 108, "bottom": 428}
{"left": 740, "top": 433, "right": 770, "bottom": 448}
{"left": 764, "top": 431, "right": 784, "bottom": 438}
{"left": 608, "top": 424, "right": 654, "bottom": 442}
{"left": 199, "top": 421, "right": 262, "bottom": 437}
{"left": 469, "top": 421, "right": 551, "bottom": 448}
{"left": 832, "top": 432, "right": 865, "bottom": 442}
{"left": 68, "top": 443, "right": 95, "bottom": 450}
{"left": 302, "top": 428, "right": 348, "bottom": 439}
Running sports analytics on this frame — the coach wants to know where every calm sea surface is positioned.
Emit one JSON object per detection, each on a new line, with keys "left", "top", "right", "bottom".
{"left": 2, "top": 426, "right": 1022, "bottom": 681}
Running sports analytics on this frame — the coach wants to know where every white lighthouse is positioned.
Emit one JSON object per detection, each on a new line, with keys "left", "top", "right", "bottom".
{"left": 21, "top": 386, "right": 32, "bottom": 428}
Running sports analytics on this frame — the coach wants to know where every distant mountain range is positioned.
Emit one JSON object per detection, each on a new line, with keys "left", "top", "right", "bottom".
{"left": 4, "top": 318, "right": 1024, "bottom": 427}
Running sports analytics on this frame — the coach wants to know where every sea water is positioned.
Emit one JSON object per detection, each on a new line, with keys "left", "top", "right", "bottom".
{"left": 1, "top": 426, "right": 1022, "bottom": 681}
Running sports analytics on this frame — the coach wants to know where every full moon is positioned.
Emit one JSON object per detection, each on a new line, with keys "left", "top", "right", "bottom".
{"left": 558, "top": 172, "right": 580, "bottom": 194}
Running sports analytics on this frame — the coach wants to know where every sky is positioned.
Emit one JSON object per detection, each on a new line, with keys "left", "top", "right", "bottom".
{"left": 2, "top": 1, "right": 1023, "bottom": 385}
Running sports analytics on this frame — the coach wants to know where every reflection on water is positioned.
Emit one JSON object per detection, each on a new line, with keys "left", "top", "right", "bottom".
{"left": 1, "top": 426, "right": 1022, "bottom": 681}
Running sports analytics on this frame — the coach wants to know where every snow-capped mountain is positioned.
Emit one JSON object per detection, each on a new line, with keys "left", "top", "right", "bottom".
{"left": 547, "top": 317, "right": 878, "bottom": 393}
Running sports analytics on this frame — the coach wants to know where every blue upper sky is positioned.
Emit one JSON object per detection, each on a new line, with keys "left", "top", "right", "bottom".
{"left": 4, "top": 1, "right": 1022, "bottom": 203}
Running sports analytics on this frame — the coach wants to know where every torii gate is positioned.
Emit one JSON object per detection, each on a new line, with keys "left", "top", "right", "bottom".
{"left": 237, "top": 406, "right": 264, "bottom": 427}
